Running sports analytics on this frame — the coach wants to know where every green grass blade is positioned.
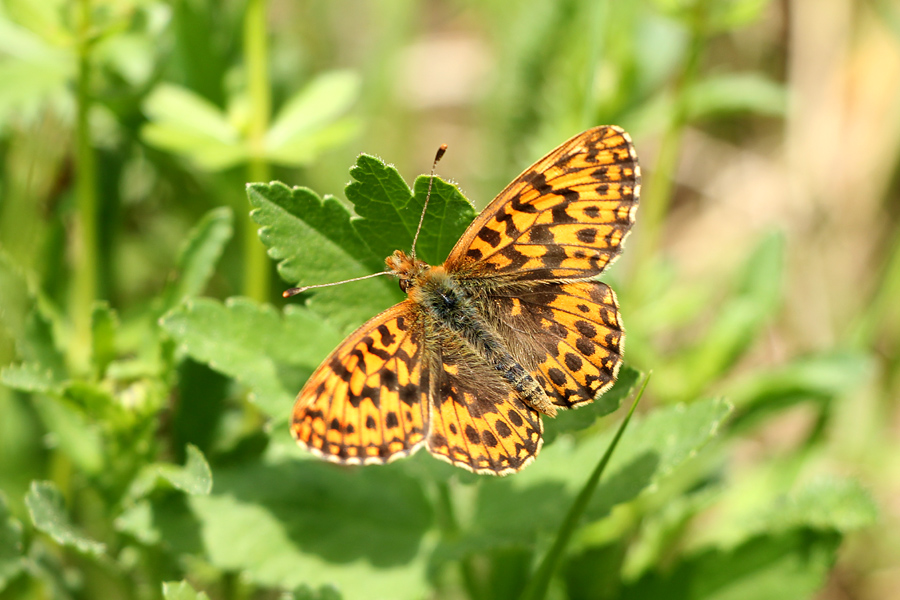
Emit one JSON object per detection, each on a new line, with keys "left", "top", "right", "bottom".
{"left": 518, "top": 374, "right": 651, "bottom": 600}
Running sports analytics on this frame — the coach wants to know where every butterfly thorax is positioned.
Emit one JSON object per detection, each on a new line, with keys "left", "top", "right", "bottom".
{"left": 396, "top": 256, "right": 558, "bottom": 417}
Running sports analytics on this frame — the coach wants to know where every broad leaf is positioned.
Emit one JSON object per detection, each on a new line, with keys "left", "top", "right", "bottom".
{"left": 160, "top": 297, "right": 343, "bottom": 417}
{"left": 161, "top": 206, "right": 234, "bottom": 313}
{"left": 26, "top": 481, "right": 105, "bottom": 557}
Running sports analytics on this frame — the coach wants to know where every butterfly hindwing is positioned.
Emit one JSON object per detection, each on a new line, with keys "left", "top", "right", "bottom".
{"left": 444, "top": 126, "right": 640, "bottom": 282}
{"left": 488, "top": 281, "right": 625, "bottom": 409}
{"left": 291, "top": 302, "right": 430, "bottom": 465}
{"left": 426, "top": 330, "right": 543, "bottom": 475}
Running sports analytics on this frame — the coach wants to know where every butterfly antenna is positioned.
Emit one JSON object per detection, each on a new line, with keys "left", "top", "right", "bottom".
{"left": 410, "top": 143, "right": 448, "bottom": 261}
{"left": 283, "top": 271, "right": 393, "bottom": 297}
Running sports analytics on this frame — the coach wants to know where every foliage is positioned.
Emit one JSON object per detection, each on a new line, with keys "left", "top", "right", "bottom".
{"left": 0, "top": 1, "right": 894, "bottom": 599}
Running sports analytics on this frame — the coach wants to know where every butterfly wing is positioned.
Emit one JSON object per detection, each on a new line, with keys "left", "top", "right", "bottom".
{"left": 444, "top": 126, "right": 640, "bottom": 282}
{"left": 425, "top": 329, "right": 543, "bottom": 475}
{"left": 487, "top": 280, "right": 625, "bottom": 410}
{"left": 291, "top": 302, "right": 430, "bottom": 465}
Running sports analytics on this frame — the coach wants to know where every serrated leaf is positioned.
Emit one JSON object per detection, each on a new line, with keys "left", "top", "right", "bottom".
{"left": 160, "top": 297, "right": 343, "bottom": 416}
{"left": 186, "top": 459, "right": 431, "bottom": 600}
{"left": 543, "top": 366, "right": 640, "bottom": 444}
{"left": 0, "top": 362, "right": 61, "bottom": 393}
{"left": 248, "top": 181, "right": 398, "bottom": 331}
{"left": 348, "top": 155, "right": 476, "bottom": 266}
{"left": 709, "top": 477, "right": 877, "bottom": 551}
{"left": 443, "top": 398, "right": 732, "bottom": 555}
{"left": 127, "top": 444, "right": 213, "bottom": 503}
{"left": 162, "top": 581, "right": 211, "bottom": 600}
{"left": 0, "top": 492, "right": 24, "bottom": 591}
{"left": 0, "top": 253, "right": 66, "bottom": 378}
{"left": 620, "top": 529, "right": 839, "bottom": 600}
{"left": 26, "top": 481, "right": 105, "bottom": 557}
{"left": 161, "top": 206, "right": 234, "bottom": 313}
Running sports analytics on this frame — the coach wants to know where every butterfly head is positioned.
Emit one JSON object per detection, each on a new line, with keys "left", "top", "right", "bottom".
{"left": 386, "top": 249, "right": 431, "bottom": 293}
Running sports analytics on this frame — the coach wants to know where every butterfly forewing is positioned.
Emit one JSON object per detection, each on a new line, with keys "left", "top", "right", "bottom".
{"left": 444, "top": 126, "right": 639, "bottom": 282}
{"left": 291, "top": 302, "right": 429, "bottom": 465}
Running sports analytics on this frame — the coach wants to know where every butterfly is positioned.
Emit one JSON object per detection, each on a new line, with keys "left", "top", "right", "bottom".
{"left": 289, "top": 126, "right": 640, "bottom": 475}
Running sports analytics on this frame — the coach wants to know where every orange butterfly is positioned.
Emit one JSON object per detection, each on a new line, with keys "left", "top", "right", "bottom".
{"left": 289, "top": 126, "right": 640, "bottom": 475}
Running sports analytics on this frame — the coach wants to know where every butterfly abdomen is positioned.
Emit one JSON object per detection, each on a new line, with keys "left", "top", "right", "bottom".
{"left": 411, "top": 270, "right": 557, "bottom": 417}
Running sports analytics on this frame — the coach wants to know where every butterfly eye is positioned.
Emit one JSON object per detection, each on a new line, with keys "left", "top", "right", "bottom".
{"left": 398, "top": 278, "right": 412, "bottom": 292}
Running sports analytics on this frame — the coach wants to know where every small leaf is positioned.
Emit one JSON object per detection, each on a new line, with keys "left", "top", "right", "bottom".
{"left": 726, "top": 350, "right": 874, "bottom": 431}
{"left": 161, "top": 206, "right": 234, "bottom": 313}
{"left": 26, "top": 481, "right": 105, "bottom": 557}
{"left": 0, "top": 492, "right": 24, "bottom": 591}
{"left": 126, "top": 445, "right": 213, "bottom": 503}
{"left": 160, "top": 297, "right": 343, "bottom": 416}
{"left": 0, "top": 253, "right": 66, "bottom": 378}
{"left": 142, "top": 84, "right": 247, "bottom": 171}
{"left": 162, "top": 581, "right": 211, "bottom": 600}
{"left": 685, "top": 73, "right": 787, "bottom": 119}
{"left": 265, "top": 70, "right": 360, "bottom": 165}
{"left": 31, "top": 396, "right": 104, "bottom": 474}
{"left": 0, "top": 362, "right": 61, "bottom": 393}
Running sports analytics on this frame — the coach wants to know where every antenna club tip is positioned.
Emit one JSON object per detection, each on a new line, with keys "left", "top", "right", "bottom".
{"left": 283, "top": 287, "right": 304, "bottom": 297}
{"left": 435, "top": 144, "right": 448, "bottom": 162}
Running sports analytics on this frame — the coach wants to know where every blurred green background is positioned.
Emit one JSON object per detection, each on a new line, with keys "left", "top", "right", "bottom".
{"left": 0, "top": 0, "right": 898, "bottom": 599}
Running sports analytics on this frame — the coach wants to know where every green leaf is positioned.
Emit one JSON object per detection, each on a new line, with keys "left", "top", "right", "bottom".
{"left": 669, "top": 232, "right": 785, "bottom": 400}
{"left": 161, "top": 206, "right": 234, "bottom": 313}
{"left": 0, "top": 253, "right": 66, "bottom": 378}
{"left": 160, "top": 297, "right": 343, "bottom": 417}
{"left": 162, "top": 580, "right": 211, "bottom": 600}
{"left": 543, "top": 366, "right": 640, "bottom": 444}
{"left": 90, "top": 302, "right": 118, "bottom": 378}
{"left": 141, "top": 84, "right": 247, "bottom": 171}
{"left": 265, "top": 70, "right": 361, "bottom": 166}
{"left": 0, "top": 362, "right": 60, "bottom": 393}
{"left": 31, "top": 396, "right": 104, "bottom": 474}
{"left": 726, "top": 350, "right": 874, "bottom": 431}
{"left": 685, "top": 73, "right": 787, "bottom": 119}
{"left": 708, "top": 477, "right": 877, "bottom": 550}
{"left": 443, "top": 398, "right": 732, "bottom": 556}
{"left": 248, "top": 180, "right": 398, "bottom": 331}
{"left": 348, "top": 155, "right": 477, "bottom": 266}
{"left": 126, "top": 445, "right": 213, "bottom": 503}
{"left": 185, "top": 459, "right": 431, "bottom": 599}
{"left": 25, "top": 481, "right": 105, "bottom": 557}
{"left": 0, "top": 491, "right": 24, "bottom": 592}
{"left": 620, "top": 529, "right": 840, "bottom": 600}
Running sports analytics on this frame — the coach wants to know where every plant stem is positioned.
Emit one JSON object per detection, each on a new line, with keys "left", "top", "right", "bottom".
{"left": 72, "top": 0, "right": 97, "bottom": 373}
{"left": 519, "top": 375, "right": 649, "bottom": 600}
{"left": 243, "top": 0, "right": 271, "bottom": 302}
